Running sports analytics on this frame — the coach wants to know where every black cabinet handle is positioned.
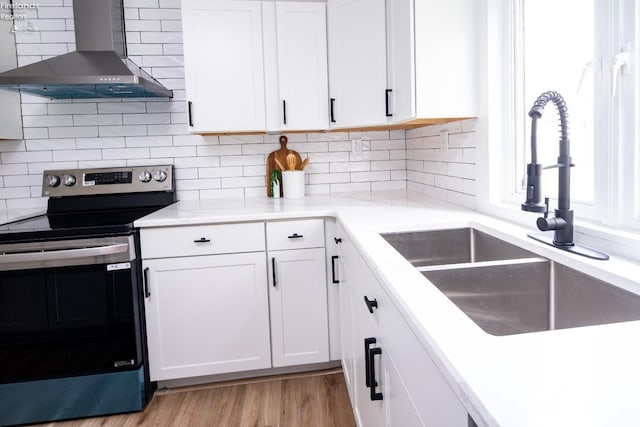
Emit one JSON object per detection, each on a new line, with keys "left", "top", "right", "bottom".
{"left": 331, "top": 255, "right": 340, "bottom": 284}
{"left": 272, "top": 257, "right": 277, "bottom": 287}
{"left": 143, "top": 267, "right": 150, "bottom": 298}
{"left": 283, "top": 100, "right": 287, "bottom": 125}
{"left": 188, "top": 101, "right": 194, "bottom": 126}
{"left": 364, "top": 296, "right": 378, "bottom": 313}
{"left": 385, "top": 89, "right": 393, "bottom": 117}
{"left": 287, "top": 233, "right": 303, "bottom": 239}
{"left": 330, "top": 98, "right": 336, "bottom": 123}
{"left": 334, "top": 237, "right": 342, "bottom": 244}
{"left": 193, "top": 237, "right": 210, "bottom": 243}
{"left": 368, "top": 346, "right": 383, "bottom": 401}
{"left": 364, "top": 337, "right": 376, "bottom": 388}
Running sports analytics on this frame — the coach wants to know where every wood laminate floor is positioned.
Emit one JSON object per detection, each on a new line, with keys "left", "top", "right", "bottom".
{"left": 32, "top": 368, "right": 356, "bottom": 427}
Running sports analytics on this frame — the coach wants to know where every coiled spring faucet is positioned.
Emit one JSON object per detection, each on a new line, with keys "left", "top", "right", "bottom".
{"left": 521, "top": 91, "right": 608, "bottom": 260}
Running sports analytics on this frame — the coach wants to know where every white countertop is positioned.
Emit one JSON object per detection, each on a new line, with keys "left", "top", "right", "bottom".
{"left": 119, "top": 192, "right": 640, "bottom": 425}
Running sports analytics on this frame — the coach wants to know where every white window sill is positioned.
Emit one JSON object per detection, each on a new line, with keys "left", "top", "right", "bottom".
{"left": 480, "top": 201, "right": 640, "bottom": 263}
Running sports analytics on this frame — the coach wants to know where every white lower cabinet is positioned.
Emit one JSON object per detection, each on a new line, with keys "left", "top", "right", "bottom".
{"left": 336, "top": 226, "right": 469, "bottom": 427}
{"left": 143, "top": 252, "right": 271, "bottom": 381}
{"left": 267, "top": 219, "right": 329, "bottom": 367}
{"left": 268, "top": 247, "right": 329, "bottom": 367}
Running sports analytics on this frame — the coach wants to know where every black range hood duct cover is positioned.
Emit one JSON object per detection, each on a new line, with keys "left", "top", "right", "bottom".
{"left": 0, "top": 0, "right": 172, "bottom": 99}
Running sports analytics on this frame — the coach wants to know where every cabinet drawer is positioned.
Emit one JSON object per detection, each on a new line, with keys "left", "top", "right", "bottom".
{"left": 266, "top": 219, "right": 324, "bottom": 250}
{"left": 141, "top": 222, "right": 265, "bottom": 259}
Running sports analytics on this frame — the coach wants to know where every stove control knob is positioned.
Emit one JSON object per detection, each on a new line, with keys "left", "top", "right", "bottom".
{"left": 46, "top": 175, "right": 61, "bottom": 187}
{"left": 153, "top": 170, "right": 168, "bottom": 182}
{"left": 63, "top": 174, "right": 76, "bottom": 186}
{"left": 139, "top": 170, "right": 152, "bottom": 183}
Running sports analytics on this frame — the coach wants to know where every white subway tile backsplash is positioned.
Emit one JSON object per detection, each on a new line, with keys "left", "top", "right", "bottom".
{"left": 22, "top": 114, "right": 73, "bottom": 128}
{"left": 102, "top": 148, "right": 150, "bottom": 160}
{"left": 351, "top": 171, "right": 390, "bottom": 182}
{"left": 372, "top": 180, "right": 406, "bottom": 192}
{"left": 2, "top": 151, "right": 53, "bottom": 164}
{"left": 98, "top": 102, "right": 147, "bottom": 114}
{"left": 220, "top": 155, "right": 264, "bottom": 167}
{"left": 0, "top": 164, "right": 29, "bottom": 175}
{"left": 179, "top": 178, "right": 222, "bottom": 190}
{"left": 75, "top": 137, "right": 125, "bottom": 149}
{"left": 49, "top": 126, "right": 98, "bottom": 138}
{"left": 150, "top": 146, "right": 196, "bottom": 158}
{"left": 308, "top": 173, "right": 349, "bottom": 185}
{"left": 221, "top": 176, "right": 264, "bottom": 189}
{"left": 98, "top": 125, "right": 147, "bottom": 137}
{"left": 330, "top": 162, "right": 369, "bottom": 173}
{"left": 73, "top": 114, "right": 123, "bottom": 126}
{"left": 48, "top": 103, "right": 97, "bottom": 115}
{"left": 0, "top": 0, "right": 478, "bottom": 210}
{"left": 122, "top": 113, "right": 170, "bottom": 125}
{"left": 138, "top": 8, "right": 181, "bottom": 20}
{"left": 197, "top": 145, "right": 242, "bottom": 157}
{"left": 199, "top": 166, "right": 244, "bottom": 178}
{"left": 126, "top": 135, "right": 172, "bottom": 147}
{"left": 26, "top": 138, "right": 75, "bottom": 151}
{"left": 52, "top": 149, "right": 102, "bottom": 162}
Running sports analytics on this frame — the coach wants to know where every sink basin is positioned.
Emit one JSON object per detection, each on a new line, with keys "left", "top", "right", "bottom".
{"left": 381, "top": 227, "right": 535, "bottom": 267}
{"left": 423, "top": 260, "right": 640, "bottom": 336}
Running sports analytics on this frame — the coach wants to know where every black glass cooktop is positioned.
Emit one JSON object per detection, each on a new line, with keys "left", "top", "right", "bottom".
{"left": 0, "top": 207, "right": 161, "bottom": 244}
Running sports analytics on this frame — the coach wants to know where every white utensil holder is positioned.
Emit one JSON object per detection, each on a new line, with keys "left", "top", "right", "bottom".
{"left": 282, "top": 170, "right": 305, "bottom": 199}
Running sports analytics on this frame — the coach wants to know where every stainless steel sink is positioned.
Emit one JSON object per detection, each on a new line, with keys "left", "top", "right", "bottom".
{"left": 381, "top": 227, "right": 535, "bottom": 267}
{"left": 422, "top": 260, "right": 640, "bottom": 336}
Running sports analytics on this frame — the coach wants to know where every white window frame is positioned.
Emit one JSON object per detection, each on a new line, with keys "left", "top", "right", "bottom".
{"left": 476, "top": 0, "right": 640, "bottom": 260}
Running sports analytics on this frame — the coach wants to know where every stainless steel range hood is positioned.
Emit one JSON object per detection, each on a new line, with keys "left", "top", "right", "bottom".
{"left": 0, "top": 0, "right": 172, "bottom": 99}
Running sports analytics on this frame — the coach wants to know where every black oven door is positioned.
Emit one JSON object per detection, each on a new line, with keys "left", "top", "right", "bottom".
{"left": 0, "top": 236, "right": 143, "bottom": 384}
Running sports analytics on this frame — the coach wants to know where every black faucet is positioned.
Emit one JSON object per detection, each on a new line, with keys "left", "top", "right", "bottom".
{"left": 521, "top": 91, "right": 608, "bottom": 260}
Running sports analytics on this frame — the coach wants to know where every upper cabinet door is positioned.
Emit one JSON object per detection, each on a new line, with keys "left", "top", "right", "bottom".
{"left": 327, "top": 0, "right": 387, "bottom": 128}
{"left": 386, "top": 0, "right": 415, "bottom": 123}
{"left": 273, "top": 2, "right": 329, "bottom": 131}
{"left": 182, "top": 1, "right": 266, "bottom": 133}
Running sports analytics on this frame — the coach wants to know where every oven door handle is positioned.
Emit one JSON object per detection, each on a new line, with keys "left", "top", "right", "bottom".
{"left": 0, "top": 243, "right": 129, "bottom": 265}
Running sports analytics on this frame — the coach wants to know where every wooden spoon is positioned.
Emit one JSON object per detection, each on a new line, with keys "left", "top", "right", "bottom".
{"left": 274, "top": 158, "right": 286, "bottom": 171}
{"left": 286, "top": 153, "right": 297, "bottom": 171}
{"left": 299, "top": 158, "right": 310, "bottom": 170}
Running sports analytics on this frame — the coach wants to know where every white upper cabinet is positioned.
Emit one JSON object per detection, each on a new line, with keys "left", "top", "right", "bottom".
{"left": 385, "top": 0, "right": 415, "bottom": 122}
{"left": 266, "top": 2, "right": 329, "bottom": 131}
{"left": 327, "top": 0, "right": 478, "bottom": 128}
{"left": 182, "top": 1, "right": 266, "bottom": 133}
{"left": 412, "top": 0, "right": 478, "bottom": 119}
{"left": 182, "top": 0, "right": 329, "bottom": 134}
{"left": 327, "top": 0, "right": 388, "bottom": 128}
{"left": 0, "top": 19, "right": 23, "bottom": 140}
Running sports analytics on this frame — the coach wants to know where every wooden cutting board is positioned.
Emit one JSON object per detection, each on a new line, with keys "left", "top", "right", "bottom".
{"left": 266, "top": 135, "right": 302, "bottom": 197}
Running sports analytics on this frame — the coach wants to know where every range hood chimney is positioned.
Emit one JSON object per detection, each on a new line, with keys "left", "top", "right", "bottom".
{"left": 0, "top": 0, "right": 172, "bottom": 99}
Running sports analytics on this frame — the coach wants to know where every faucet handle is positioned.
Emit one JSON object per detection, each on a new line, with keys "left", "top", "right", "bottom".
{"left": 543, "top": 197, "right": 550, "bottom": 219}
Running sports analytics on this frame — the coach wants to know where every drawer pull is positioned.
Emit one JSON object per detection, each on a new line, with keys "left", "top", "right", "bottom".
{"left": 334, "top": 237, "right": 342, "bottom": 244}
{"left": 331, "top": 255, "right": 340, "bottom": 284}
{"left": 287, "top": 233, "right": 304, "bottom": 239}
{"left": 368, "top": 345, "right": 383, "bottom": 401}
{"left": 364, "top": 296, "right": 378, "bottom": 313}
{"left": 193, "top": 237, "right": 211, "bottom": 243}
{"left": 272, "top": 257, "right": 277, "bottom": 287}
{"left": 364, "top": 337, "right": 376, "bottom": 388}
{"left": 143, "top": 267, "right": 151, "bottom": 298}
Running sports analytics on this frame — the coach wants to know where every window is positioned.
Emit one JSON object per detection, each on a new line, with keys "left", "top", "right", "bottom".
{"left": 500, "top": 0, "right": 639, "bottom": 231}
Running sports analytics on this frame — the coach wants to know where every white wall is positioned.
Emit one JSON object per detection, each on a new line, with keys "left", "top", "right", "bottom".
{"left": 0, "top": 0, "right": 476, "bottom": 210}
